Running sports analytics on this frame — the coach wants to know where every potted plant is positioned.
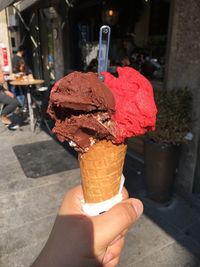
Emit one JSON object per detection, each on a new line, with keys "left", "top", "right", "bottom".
{"left": 144, "top": 89, "right": 192, "bottom": 203}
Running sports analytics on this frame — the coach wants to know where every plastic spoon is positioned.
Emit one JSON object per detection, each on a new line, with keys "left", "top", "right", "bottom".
{"left": 98, "top": 25, "right": 111, "bottom": 81}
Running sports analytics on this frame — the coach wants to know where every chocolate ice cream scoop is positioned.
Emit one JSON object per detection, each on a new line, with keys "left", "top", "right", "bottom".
{"left": 48, "top": 71, "right": 116, "bottom": 152}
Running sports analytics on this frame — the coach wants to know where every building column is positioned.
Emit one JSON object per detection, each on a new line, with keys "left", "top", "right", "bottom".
{"left": 0, "top": 9, "right": 12, "bottom": 72}
{"left": 164, "top": 0, "right": 200, "bottom": 192}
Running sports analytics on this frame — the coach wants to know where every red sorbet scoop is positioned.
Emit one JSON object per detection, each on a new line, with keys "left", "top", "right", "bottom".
{"left": 103, "top": 67, "right": 157, "bottom": 143}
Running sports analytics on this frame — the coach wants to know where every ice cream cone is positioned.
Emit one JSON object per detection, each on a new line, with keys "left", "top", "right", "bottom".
{"left": 79, "top": 140, "right": 127, "bottom": 203}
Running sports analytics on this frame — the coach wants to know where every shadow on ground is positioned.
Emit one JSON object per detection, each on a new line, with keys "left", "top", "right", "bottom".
{"left": 124, "top": 153, "right": 200, "bottom": 265}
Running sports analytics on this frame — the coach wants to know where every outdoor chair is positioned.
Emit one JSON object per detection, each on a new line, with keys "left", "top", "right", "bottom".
{"left": 31, "top": 86, "right": 54, "bottom": 133}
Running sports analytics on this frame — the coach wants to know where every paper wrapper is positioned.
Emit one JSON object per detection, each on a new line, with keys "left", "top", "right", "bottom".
{"left": 79, "top": 140, "right": 127, "bottom": 215}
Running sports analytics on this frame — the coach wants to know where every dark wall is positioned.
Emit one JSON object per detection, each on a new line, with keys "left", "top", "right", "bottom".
{"left": 149, "top": 0, "right": 170, "bottom": 36}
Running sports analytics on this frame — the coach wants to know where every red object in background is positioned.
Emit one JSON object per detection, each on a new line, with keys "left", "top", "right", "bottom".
{"left": 2, "top": 47, "right": 8, "bottom": 67}
{"left": 0, "top": 43, "right": 10, "bottom": 73}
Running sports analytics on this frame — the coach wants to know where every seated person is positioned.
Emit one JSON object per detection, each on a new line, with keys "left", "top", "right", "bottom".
{"left": 11, "top": 46, "right": 33, "bottom": 106}
{"left": 12, "top": 45, "right": 33, "bottom": 76}
{"left": 115, "top": 53, "right": 131, "bottom": 67}
{"left": 0, "top": 67, "right": 19, "bottom": 125}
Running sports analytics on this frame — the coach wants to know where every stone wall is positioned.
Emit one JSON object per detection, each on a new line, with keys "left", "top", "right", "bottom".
{"left": 165, "top": 0, "right": 200, "bottom": 192}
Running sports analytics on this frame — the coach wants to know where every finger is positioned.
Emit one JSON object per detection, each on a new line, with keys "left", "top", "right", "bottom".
{"left": 104, "top": 256, "right": 120, "bottom": 267}
{"left": 65, "top": 185, "right": 84, "bottom": 202}
{"left": 94, "top": 198, "right": 143, "bottom": 245}
{"left": 103, "top": 237, "right": 125, "bottom": 266}
{"left": 121, "top": 187, "right": 129, "bottom": 200}
{"left": 109, "top": 229, "right": 127, "bottom": 246}
{"left": 59, "top": 185, "right": 84, "bottom": 215}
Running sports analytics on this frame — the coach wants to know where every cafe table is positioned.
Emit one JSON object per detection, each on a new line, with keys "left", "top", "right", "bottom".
{"left": 10, "top": 79, "right": 45, "bottom": 131}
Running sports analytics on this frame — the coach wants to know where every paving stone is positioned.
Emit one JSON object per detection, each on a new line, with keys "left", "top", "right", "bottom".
{"left": 0, "top": 158, "right": 23, "bottom": 172}
{"left": 0, "top": 240, "right": 46, "bottom": 267}
{"left": 0, "top": 132, "right": 49, "bottom": 186}
{"left": 143, "top": 195, "right": 200, "bottom": 231}
{"left": 0, "top": 170, "right": 80, "bottom": 233}
{"left": 2, "top": 169, "right": 79, "bottom": 209}
{"left": 0, "top": 168, "right": 79, "bottom": 198}
{"left": 0, "top": 214, "right": 55, "bottom": 256}
{"left": 0, "top": 164, "right": 25, "bottom": 185}
{"left": 0, "top": 147, "right": 20, "bottom": 165}
{"left": 0, "top": 198, "right": 59, "bottom": 235}
{"left": 184, "top": 218, "right": 200, "bottom": 247}
{"left": 118, "top": 214, "right": 180, "bottom": 266}
{"left": 131, "top": 236, "right": 200, "bottom": 267}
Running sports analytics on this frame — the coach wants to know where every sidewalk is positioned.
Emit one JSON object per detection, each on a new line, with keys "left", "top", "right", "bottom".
{"left": 0, "top": 123, "right": 200, "bottom": 267}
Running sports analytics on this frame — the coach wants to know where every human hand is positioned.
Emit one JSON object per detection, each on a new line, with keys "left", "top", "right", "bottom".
{"left": 31, "top": 185, "right": 143, "bottom": 267}
{"left": 5, "top": 90, "right": 14, "bottom": 98}
{"left": 28, "top": 74, "right": 34, "bottom": 80}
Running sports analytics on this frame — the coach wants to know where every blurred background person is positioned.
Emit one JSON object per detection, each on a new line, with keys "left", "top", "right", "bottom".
{"left": 120, "top": 55, "right": 131, "bottom": 67}
{"left": 12, "top": 45, "right": 33, "bottom": 76}
{"left": 0, "top": 66, "right": 20, "bottom": 125}
{"left": 11, "top": 45, "right": 33, "bottom": 106}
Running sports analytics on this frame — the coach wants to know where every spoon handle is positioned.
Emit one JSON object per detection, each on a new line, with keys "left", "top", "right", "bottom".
{"left": 98, "top": 25, "right": 111, "bottom": 80}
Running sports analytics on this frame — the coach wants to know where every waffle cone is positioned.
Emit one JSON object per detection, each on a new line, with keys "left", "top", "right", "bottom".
{"left": 79, "top": 140, "right": 127, "bottom": 203}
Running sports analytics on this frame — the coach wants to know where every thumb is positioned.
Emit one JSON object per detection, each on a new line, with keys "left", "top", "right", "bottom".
{"left": 94, "top": 198, "right": 143, "bottom": 245}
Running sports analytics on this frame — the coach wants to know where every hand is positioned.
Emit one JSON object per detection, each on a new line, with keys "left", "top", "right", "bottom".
{"left": 28, "top": 74, "right": 34, "bottom": 80}
{"left": 5, "top": 90, "right": 14, "bottom": 98}
{"left": 31, "top": 185, "right": 143, "bottom": 267}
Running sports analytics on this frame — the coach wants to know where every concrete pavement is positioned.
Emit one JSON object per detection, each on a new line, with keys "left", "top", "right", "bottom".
{"left": 0, "top": 123, "right": 200, "bottom": 267}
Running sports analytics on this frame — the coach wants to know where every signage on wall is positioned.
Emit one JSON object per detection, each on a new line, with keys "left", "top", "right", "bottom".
{"left": 0, "top": 43, "right": 10, "bottom": 72}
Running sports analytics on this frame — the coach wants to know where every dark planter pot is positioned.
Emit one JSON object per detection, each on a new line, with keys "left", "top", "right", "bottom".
{"left": 144, "top": 139, "right": 180, "bottom": 203}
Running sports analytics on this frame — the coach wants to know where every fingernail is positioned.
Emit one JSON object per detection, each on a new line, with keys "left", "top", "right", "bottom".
{"left": 132, "top": 199, "right": 143, "bottom": 218}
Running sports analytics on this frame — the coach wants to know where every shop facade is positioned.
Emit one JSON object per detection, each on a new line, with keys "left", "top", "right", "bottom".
{"left": 1, "top": 0, "right": 200, "bottom": 194}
